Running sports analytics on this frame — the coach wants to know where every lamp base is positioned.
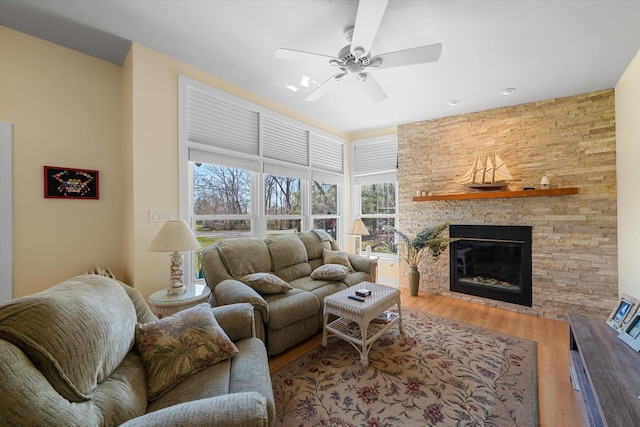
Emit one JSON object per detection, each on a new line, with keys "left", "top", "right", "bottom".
{"left": 167, "top": 283, "right": 187, "bottom": 296}
{"left": 167, "top": 251, "right": 187, "bottom": 295}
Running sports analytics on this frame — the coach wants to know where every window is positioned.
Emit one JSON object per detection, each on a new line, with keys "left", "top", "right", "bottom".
{"left": 180, "top": 76, "right": 345, "bottom": 282}
{"left": 192, "top": 163, "right": 254, "bottom": 278}
{"left": 352, "top": 136, "right": 398, "bottom": 255}
{"left": 359, "top": 183, "right": 396, "bottom": 253}
{"left": 312, "top": 179, "right": 339, "bottom": 239}
{"left": 265, "top": 173, "right": 302, "bottom": 235}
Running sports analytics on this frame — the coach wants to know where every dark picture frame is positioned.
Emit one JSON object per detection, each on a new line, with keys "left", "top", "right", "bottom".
{"left": 44, "top": 166, "right": 99, "bottom": 199}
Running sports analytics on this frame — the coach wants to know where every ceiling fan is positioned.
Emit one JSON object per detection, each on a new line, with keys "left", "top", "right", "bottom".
{"left": 274, "top": 0, "right": 442, "bottom": 103}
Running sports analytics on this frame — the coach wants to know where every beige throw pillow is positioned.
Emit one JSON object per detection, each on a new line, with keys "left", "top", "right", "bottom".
{"left": 322, "top": 248, "right": 354, "bottom": 272}
{"left": 311, "top": 264, "right": 350, "bottom": 281}
{"left": 135, "top": 303, "right": 238, "bottom": 400}
{"left": 239, "top": 272, "right": 292, "bottom": 294}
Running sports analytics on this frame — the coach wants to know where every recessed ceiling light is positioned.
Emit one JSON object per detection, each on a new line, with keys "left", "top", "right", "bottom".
{"left": 448, "top": 100, "right": 461, "bottom": 106}
{"left": 500, "top": 88, "right": 516, "bottom": 95}
{"left": 285, "top": 85, "right": 298, "bottom": 92}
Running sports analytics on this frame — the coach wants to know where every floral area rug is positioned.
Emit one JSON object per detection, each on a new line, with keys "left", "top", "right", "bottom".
{"left": 271, "top": 308, "right": 537, "bottom": 427}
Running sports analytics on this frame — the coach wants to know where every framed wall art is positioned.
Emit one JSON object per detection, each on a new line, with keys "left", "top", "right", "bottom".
{"left": 606, "top": 293, "right": 638, "bottom": 332}
{"left": 44, "top": 166, "right": 99, "bottom": 199}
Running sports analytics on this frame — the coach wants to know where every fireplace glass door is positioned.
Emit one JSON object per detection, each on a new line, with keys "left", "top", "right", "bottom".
{"left": 450, "top": 225, "right": 532, "bottom": 307}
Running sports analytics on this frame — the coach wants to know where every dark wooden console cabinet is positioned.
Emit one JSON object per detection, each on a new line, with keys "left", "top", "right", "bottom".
{"left": 568, "top": 314, "right": 640, "bottom": 427}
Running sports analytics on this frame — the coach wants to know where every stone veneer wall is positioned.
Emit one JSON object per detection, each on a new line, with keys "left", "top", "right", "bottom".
{"left": 398, "top": 89, "right": 617, "bottom": 320}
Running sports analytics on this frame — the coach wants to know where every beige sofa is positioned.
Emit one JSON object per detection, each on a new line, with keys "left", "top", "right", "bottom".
{"left": 0, "top": 275, "right": 274, "bottom": 427}
{"left": 201, "top": 231, "right": 378, "bottom": 356}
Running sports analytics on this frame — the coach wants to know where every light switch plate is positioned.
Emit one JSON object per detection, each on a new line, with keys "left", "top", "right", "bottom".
{"left": 149, "top": 209, "right": 175, "bottom": 222}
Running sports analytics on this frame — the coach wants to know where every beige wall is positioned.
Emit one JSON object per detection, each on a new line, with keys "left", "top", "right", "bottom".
{"left": 0, "top": 27, "right": 124, "bottom": 297}
{"left": 615, "top": 50, "right": 640, "bottom": 299}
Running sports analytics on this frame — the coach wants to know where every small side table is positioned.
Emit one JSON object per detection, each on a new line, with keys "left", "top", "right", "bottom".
{"left": 148, "top": 283, "right": 211, "bottom": 318}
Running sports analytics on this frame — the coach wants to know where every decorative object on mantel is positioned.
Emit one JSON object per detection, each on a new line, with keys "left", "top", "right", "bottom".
{"left": 457, "top": 154, "right": 513, "bottom": 191}
{"left": 540, "top": 176, "right": 550, "bottom": 189}
{"left": 148, "top": 220, "right": 201, "bottom": 295}
{"left": 390, "top": 223, "right": 455, "bottom": 296}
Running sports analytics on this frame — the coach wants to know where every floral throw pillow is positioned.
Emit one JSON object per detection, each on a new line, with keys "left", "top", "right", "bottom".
{"left": 239, "top": 272, "right": 292, "bottom": 294}
{"left": 311, "top": 264, "right": 350, "bottom": 281}
{"left": 135, "top": 303, "right": 238, "bottom": 400}
{"left": 322, "top": 248, "right": 353, "bottom": 272}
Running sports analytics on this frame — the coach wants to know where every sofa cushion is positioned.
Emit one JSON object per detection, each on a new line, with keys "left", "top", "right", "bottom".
{"left": 216, "top": 238, "right": 272, "bottom": 277}
{"left": 322, "top": 248, "right": 354, "bottom": 271}
{"left": 0, "top": 275, "right": 137, "bottom": 402}
{"left": 266, "top": 234, "right": 312, "bottom": 282}
{"left": 240, "top": 273, "right": 292, "bottom": 294}
{"left": 310, "top": 264, "right": 350, "bottom": 281}
{"left": 297, "top": 231, "right": 332, "bottom": 260}
{"left": 135, "top": 303, "right": 239, "bottom": 401}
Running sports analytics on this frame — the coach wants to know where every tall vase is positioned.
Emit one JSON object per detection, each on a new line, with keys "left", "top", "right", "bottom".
{"left": 408, "top": 266, "right": 420, "bottom": 296}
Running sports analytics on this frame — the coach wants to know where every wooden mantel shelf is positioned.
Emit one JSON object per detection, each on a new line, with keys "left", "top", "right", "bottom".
{"left": 412, "top": 187, "right": 579, "bottom": 201}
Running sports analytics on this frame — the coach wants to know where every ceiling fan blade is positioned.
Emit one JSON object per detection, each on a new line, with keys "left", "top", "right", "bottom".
{"left": 373, "top": 43, "right": 442, "bottom": 70}
{"left": 275, "top": 48, "right": 335, "bottom": 66}
{"left": 350, "top": 0, "right": 388, "bottom": 58}
{"left": 305, "top": 74, "right": 343, "bottom": 101}
{"left": 359, "top": 73, "right": 387, "bottom": 103}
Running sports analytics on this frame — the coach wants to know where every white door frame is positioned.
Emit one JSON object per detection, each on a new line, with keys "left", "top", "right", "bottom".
{"left": 0, "top": 122, "right": 13, "bottom": 302}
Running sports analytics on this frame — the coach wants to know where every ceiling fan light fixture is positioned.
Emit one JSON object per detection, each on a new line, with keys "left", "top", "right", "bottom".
{"left": 357, "top": 72, "right": 368, "bottom": 83}
{"left": 500, "top": 88, "right": 516, "bottom": 95}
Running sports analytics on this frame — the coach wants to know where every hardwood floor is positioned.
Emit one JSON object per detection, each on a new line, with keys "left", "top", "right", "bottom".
{"left": 269, "top": 288, "right": 582, "bottom": 427}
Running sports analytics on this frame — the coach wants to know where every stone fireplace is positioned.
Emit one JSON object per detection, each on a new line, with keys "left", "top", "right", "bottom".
{"left": 397, "top": 89, "right": 618, "bottom": 320}
{"left": 449, "top": 225, "right": 532, "bottom": 307}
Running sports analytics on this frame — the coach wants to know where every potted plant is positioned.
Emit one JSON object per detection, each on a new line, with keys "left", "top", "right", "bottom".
{"left": 391, "top": 222, "right": 454, "bottom": 296}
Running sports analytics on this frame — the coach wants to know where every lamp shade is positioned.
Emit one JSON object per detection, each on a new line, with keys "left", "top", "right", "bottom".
{"left": 148, "top": 220, "right": 200, "bottom": 252}
{"left": 348, "top": 219, "right": 370, "bottom": 236}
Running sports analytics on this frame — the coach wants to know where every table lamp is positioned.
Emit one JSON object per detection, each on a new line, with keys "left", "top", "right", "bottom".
{"left": 148, "top": 220, "right": 201, "bottom": 295}
{"left": 348, "top": 218, "right": 370, "bottom": 255}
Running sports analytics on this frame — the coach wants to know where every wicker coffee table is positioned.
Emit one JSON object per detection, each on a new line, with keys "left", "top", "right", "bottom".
{"left": 322, "top": 282, "right": 402, "bottom": 367}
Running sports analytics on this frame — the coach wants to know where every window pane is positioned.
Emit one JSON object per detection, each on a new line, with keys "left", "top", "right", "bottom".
{"left": 313, "top": 218, "right": 337, "bottom": 239}
{"left": 361, "top": 217, "right": 396, "bottom": 254}
{"left": 311, "top": 180, "right": 337, "bottom": 215}
{"left": 266, "top": 219, "right": 301, "bottom": 235}
{"left": 265, "top": 174, "right": 301, "bottom": 215}
{"left": 360, "top": 183, "right": 396, "bottom": 215}
{"left": 193, "top": 163, "right": 251, "bottom": 215}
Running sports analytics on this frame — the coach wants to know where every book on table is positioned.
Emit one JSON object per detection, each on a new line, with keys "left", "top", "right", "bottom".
{"left": 371, "top": 311, "right": 393, "bottom": 324}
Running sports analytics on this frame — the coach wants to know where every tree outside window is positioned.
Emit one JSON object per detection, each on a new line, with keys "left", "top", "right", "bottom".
{"left": 192, "top": 163, "right": 253, "bottom": 277}
{"left": 359, "top": 182, "right": 396, "bottom": 254}
{"left": 312, "top": 180, "right": 339, "bottom": 239}
{"left": 265, "top": 174, "right": 302, "bottom": 234}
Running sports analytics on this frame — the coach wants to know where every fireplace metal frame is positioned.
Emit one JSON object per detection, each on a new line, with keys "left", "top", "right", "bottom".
{"left": 449, "top": 225, "right": 532, "bottom": 307}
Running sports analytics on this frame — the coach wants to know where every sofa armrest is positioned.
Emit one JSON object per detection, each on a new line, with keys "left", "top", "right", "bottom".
{"left": 215, "top": 279, "right": 270, "bottom": 323}
{"left": 349, "top": 254, "right": 379, "bottom": 282}
{"left": 121, "top": 392, "right": 270, "bottom": 427}
{"left": 211, "top": 303, "right": 255, "bottom": 341}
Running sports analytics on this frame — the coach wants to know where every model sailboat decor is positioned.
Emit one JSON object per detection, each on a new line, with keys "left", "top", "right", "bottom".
{"left": 458, "top": 154, "right": 513, "bottom": 191}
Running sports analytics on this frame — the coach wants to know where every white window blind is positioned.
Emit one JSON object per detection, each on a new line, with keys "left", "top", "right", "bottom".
{"left": 187, "top": 86, "right": 259, "bottom": 155}
{"left": 310, "top": 133, "right": 344, "bottom": 173}
{"left": 352, "top": 137, "right": 398, "bottom": 185}
{"left": 262, "top": 116, "right": 309, "bottom": 166}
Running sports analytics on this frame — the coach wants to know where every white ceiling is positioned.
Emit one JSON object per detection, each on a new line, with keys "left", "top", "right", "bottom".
{"left": 1, "top": 0, "right": 639, "bottom": 134}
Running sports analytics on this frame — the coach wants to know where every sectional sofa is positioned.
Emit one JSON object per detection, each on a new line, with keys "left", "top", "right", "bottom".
{"left": 201, "top": 231, "right": 378, "bottom": 356}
